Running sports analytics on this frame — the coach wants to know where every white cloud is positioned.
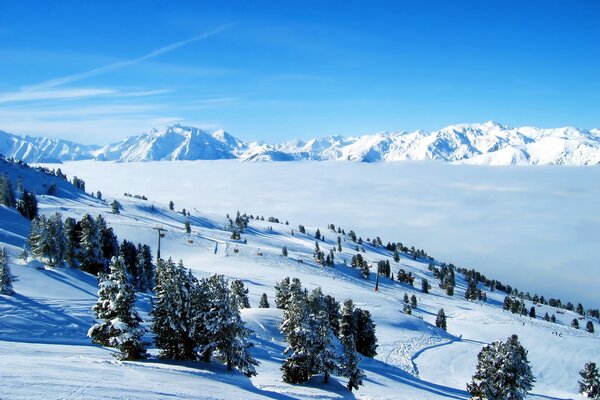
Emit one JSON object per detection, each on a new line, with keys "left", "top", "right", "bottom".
{"left": 0, "top": 88, "right": 116, "bottom": 104}
{"left": 22, "top": 24, "right": 232, "bottom": 92}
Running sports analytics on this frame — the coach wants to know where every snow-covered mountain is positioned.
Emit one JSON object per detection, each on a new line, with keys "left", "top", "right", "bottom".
{"left": 93, "top": 125, "right": 244, "bottom": 161}
{"left": 0, "top": 129, "right": 99, "bottom": 163}
{"left": 2, "top": 122, "right": 599, "bottom": 165}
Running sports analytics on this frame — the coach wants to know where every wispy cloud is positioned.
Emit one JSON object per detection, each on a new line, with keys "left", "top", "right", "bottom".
{"left": 0, "top": 88, "right": 116, "bottom": 104}
{"left": 0, "top": 25, "right": 231, "bottom": 105}
{"left": 23, "top": 24, "right": 233, "bottom": 92}
{"left": 0, "top": 87, "right": 170, "bottom": 104}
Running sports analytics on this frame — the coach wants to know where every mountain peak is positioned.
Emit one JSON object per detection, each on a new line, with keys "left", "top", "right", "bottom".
{"left": 1, "top": 122, "right": 599, "bottom": 165}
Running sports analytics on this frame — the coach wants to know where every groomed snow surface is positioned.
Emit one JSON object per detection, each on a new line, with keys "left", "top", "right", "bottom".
{"left": 1, "top": 160, "right": 599, "bottom": 399}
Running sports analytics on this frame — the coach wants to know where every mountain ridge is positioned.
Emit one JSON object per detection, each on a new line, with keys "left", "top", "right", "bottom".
{"left": 1, "top": 122, "right": 599, "bottom": 165}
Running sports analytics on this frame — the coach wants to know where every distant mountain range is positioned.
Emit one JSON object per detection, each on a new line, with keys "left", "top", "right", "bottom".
{"left": 1, "top": 121, "right": 599, "bottom": 165}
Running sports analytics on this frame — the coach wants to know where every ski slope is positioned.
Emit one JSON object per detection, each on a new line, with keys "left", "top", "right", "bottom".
{"left": 0, "top": 160, "right": 599, "bottom": 399}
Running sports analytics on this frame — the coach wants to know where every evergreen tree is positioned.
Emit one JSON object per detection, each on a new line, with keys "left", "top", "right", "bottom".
{"left": 259, "top": 293, "right": 270, "bottom": 308}
{"left": 529, "top": 307, "right": 536, "bottom": 318}
{"left": 314, "top": 228, "right": 321, "bottom": 239}
{"left": 360, "top": 259, "right": 370, "bottom": 279}
{"left": 136, "top": 244, "right": 154, "bottom": 292}
{"left": 64, "top": 217, "right": 78, "bottom": 267}
{"left": 393, "top": 249, "right": 400, "bottom": 263}
{"left": 88, "top": 257, "right": 147, "bottom": 360}
{"left": 307, "top": 288, "right": 337, "bottom": 383}
{"left": 184, "top": 220, "right": 191, "bottom": 234}
{"left": 28, "top": 213, "right": 66, "bottom": 267}
{"left": 354, "top": 308, "right": 378, "bottom": 357}
{"left": 578, "top": 362, "right": 600, "bottom": 398}
{"left": 78, "top": 213, "right": 103, "bottom": 274}
{"left": 119, "top": 239, "right": 138, "bottom": 285}
{"left": 275, "top": 277, "right": 291, "bottom": 309}
{"left": 281, "top": 288, "right": 312, "bottom": 383}
{"left": 324, "top": 294, "right": 341, "bottom": 336}
{"left": 98, "top": 215, "right": 119, "bottom": 267}
{"left": 572, "top": 319, "right": 580, "bottom": 329}
{"left": 0, "top": 173, "right": 16, "bottom": 207}
{"left": 586, "top": 321, "right": 595, "bottom": 333}
{"left": 403, "top": 293, "right": 409, "bottom": 304}
{"left": 467, "top": 334, "right": 535, "bottom": 400}
{"left": 204, "top": 275, "right": 259, "bottom": 376}
{"left": 339, "top": 299, "right": 364, "bottom": 391}
{"left": 0, "top": 247, "right": 16, "bottom": 295}
{"left": 168, "top": 200, "right": 174, "bottom": 210}
{"left": 16, "top": 190, "right": 38, "bottom": 220}
{"left": 436, "top": 309, "right": 447, "bottom": 330}
{"left": 410, "top": 294, "right": 417, "bottom": 309}
{"left": 151, "top": 258, "right": 198, "bottom": 360}
{"left": 111, "top": 200, "right": 121, "bottom": 215}
{"left": 421, "top": 278, "right": 430, "bottom": 294}
{"left": 230, "top": 278, "right": 251, "bottom": 309}
{"left": 282, "top": 246, "right": 288, "bottom": 257}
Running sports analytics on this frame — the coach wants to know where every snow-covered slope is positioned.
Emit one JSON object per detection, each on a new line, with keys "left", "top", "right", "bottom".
{"left": 2, "top": 121, "right": 600, "bottom": 164}
{"left": 1, "top": 156, "right": 599, "bottom": 399}
{"left": 93, "top": 125, "right": 244, "bottom": 161}
{"left": 0, "top": 129, "right": 99, "bottom": 163}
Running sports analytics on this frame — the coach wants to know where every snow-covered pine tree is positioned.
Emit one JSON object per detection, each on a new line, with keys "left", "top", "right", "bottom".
{"left": 339, "top": 299, "right": 364, "bottom": 391}
{"left": 360, "top": 260, "right": 370, "bottom": 279}
{"left": 282, "top": 246, "right": 288, "bottom": 257}
{"left": 0, "top": 247, "right": 16, "bottom": 295}
{"left": 578, "top": 362, "right": 600, "bottom": 398}
{"left": 152, "top": 258, "right": 179, "bottom": 359}
{"left": 152, "top": 259, "right": 198, "bottom": 360}
{"left": 199, "top": 274, "right": 259, "bottom": 375}
{"left": 308, "top": 287, "right": 337, "bottom": 383}
{"left": 97, "top": 215, "right": 119, "bottom": 268}
{"left": 213, "top": 278, "right": 259, "bottom": 376}
{"left": 119, "top": 239, "right": 138, "bottom": 285}
{"left": 436, "top": 308, "right": 447, "bottom": 330}
{"left": 78, "top": 213, "right": 103, "bottom": 274}
{"left": 47, "top": 213, "right": 66, "bottom": 267}
{"left": 230, "top": 278, "right": 251, "bottom": 309}
{"left": 88, "top": 256, "right": 147, "bottom": 360}
{"left": 324, "top": 294, "right": 341, "bottom": 336}
{"left": 281, "top": 286, "right": 312, "bottom": 383}
{"left": 135, "top": 244, "right": 154, "bottom": 292}
{"left": 467, "top": 334, "right": 534, "bottom": 400}
{"left": 274, "top": 276, "right": 291, "bottom": 309}
{"left": 354, "top": 308, "right": 378, "bottom": 358}
{"left": 259, "top": 293, "right": 270, "bottom": 308}
{"left": 28, "top": 213, "right": 66, "bottom": 267}
{"left": 64, "top": 217, "right": 78, "bottom": 267}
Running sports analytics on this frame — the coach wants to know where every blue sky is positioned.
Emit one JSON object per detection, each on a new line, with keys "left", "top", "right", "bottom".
{"left": 0, "top": 0, "right": 598, "bottom": 144}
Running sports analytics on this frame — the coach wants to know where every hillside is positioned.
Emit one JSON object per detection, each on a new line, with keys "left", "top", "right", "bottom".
{"left": 2, "top": 121, "right": 599, "bottom": 165}
{"left": 0, "top": 157, "right": 599, "bottom": 399}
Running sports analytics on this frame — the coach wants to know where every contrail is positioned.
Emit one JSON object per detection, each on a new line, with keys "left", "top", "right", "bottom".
{"left": 23, "top": 24, "right": 233, "bottom": 92}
